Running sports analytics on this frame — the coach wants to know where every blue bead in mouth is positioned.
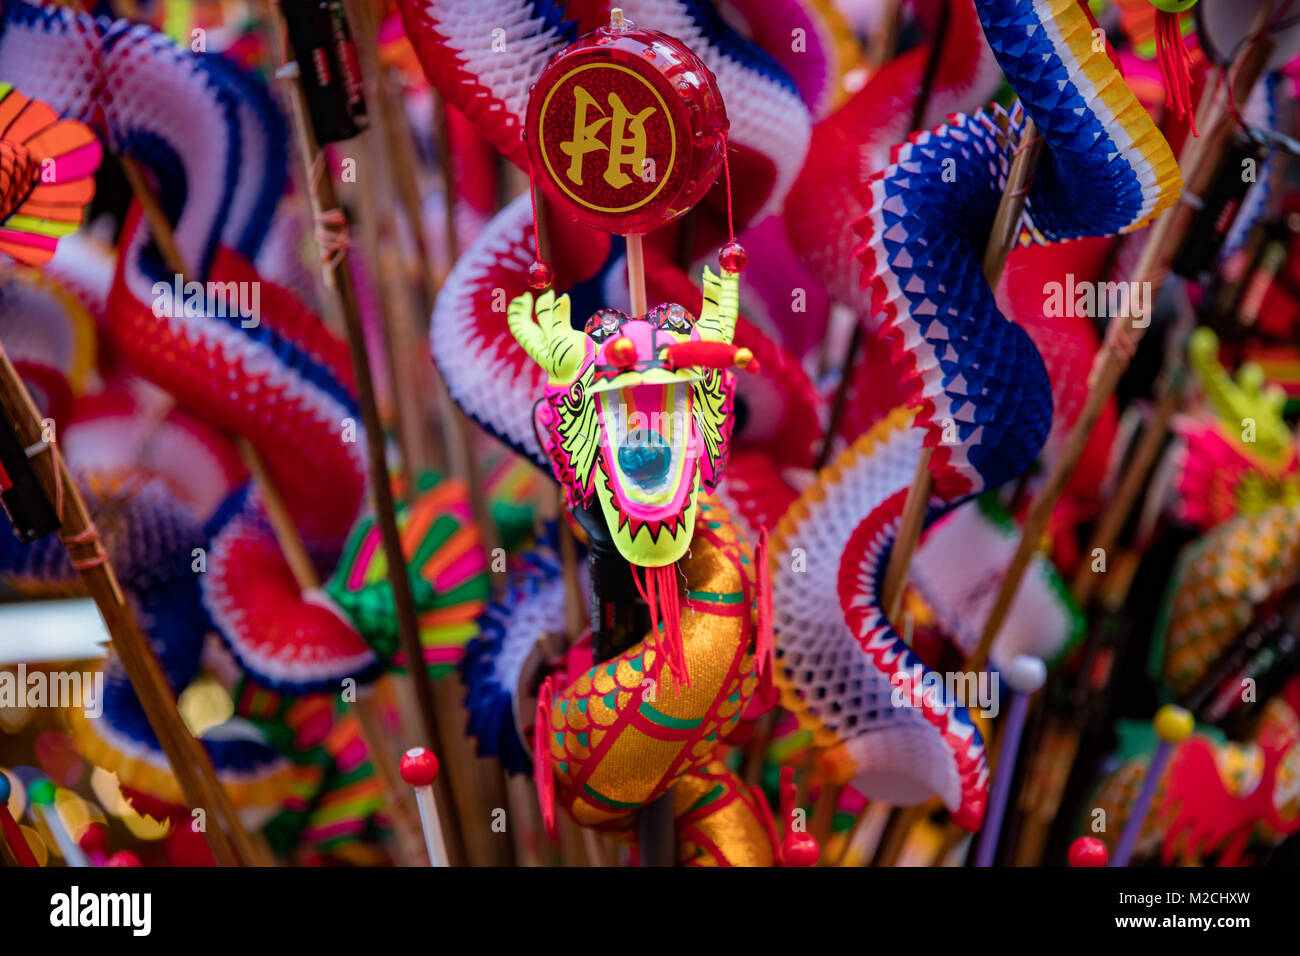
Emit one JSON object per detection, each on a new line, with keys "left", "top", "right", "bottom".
{"left": 618, "top": 429, "right": 672, "bottom": 488}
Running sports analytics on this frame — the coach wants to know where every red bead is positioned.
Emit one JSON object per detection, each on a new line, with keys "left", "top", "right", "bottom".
{"left": 607, "top": 335, "right": 637, "bottom": 368}
{"left": 718, "top": 241, "right": 748, "bottom": 274}
{"left": 106, "top": 851, "right": 142, "bottom": 867}
{"left": 79, "top": 822, "right": 109, "bottom": 855}
{"left": 399, "top": 747, "right": 440, "bottom": 787}
{"left": 527, "top": 259, "right": 554, "bottom": 290}
{"left": 781, "top": 833, "right": 820, "bottom": 867}
{"left": 1068, "top": 836, "right": 1108, "bottom": 867}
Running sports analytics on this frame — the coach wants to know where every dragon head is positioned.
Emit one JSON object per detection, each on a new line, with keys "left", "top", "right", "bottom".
{"left": 509, "top": 267, "right": 746, "bottom": 567}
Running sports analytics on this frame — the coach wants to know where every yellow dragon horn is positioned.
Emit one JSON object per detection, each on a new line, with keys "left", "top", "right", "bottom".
{"left": 507, "top": 290, "right": 546, "bottom": 367}
{"left": 1188, "top": 326, "right": 1291, "bottom": 460}
{"left": 696, "top": 266, "right": 738, "bottom": 343}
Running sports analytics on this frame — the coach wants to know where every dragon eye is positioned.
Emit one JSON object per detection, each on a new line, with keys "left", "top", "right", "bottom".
{"left": 586, "top": 309, "right": 626, "bottom": 341}
{"left": 660, "top": 303, "right": 693, "bottom": 332}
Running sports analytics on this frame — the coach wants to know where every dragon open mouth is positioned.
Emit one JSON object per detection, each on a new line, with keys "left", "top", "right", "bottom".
{"left": 599, "top": 381, "right": 693, "bottom": 508}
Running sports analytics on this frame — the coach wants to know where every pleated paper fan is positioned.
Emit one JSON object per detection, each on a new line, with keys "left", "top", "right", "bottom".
{"left": 462, "top": 541, "right": 571, "bottom": 774}
{"left": 0, "top": 83, "right": 100, "bottom": 266}
{"left": 771, "top": 407, "right": 987, "bottom": 827}
{"left": 0, "top": 267, "right": 98, "bottom": 427}
{"left": 204, "top": 486, "right": 381, "bottom": 694}
{"left": 325, "top": 472, "right": 490, "bottom": 678}
{"left": 68, "top": 665, "right": 298, "bottom": 812}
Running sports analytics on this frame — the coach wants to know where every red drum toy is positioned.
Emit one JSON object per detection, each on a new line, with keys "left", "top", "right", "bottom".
{"left": 524, "top": 10, "right": 728, "bottom": 236}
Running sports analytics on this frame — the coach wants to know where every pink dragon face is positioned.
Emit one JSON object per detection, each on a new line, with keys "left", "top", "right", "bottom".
{"left": 512, "top": 268, "right": 742, "bottom": 568}
{"left": 540, "top": 303, "right": 736, "bottom": 567}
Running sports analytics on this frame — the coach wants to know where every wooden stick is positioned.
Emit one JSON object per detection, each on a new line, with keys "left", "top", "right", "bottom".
{"left": 929, "top": 822, "right": 967, "bottom": 866}
{"left": 1071, "top": 382, "right": 1180, "bottom": 604}
{"left": 123, "top": 142, "right": 435, "bottom": 869}
{"left": 268, "top": 0, "right": 470, "bottom": 865}
{"left": 963, "top": 30, "right": 1274, "bottom": 676}
{"left": 120, "top": 157, "right": 191, "bottom": 285}
{"left": 434, "top": 93, "right": 462, "bottom": 278}
{"left": 816, "top": 4, "right": 953, "bottom": 471}
{"left": 880, "top": 444, "right": 932, "bottom": 622}
{"left": 832, "top": 800, "right": 887, "bottom": 866}
{"left": 243, "top": 436, "right": 428, "bottom": 864}
{"left": 869, "top": 0, "right": 904, "bottom": 70}
{"left": 236, "top": 438, "right": 317, "bottom": 592}
{"left": 378, "top": 74, "right": 441, "bottom": 318}
{"left": 354, "top": 690, "right": 427, "bottom": 866}
{"left": 0, "top": 345, "right": 252, "bottom": 867}
{"left": 558, "top": 492, "right": 586, "bottom": 646}
{"left": 505, "top": 772, "right": 546, "bottom": 866}
{"left": 982, "top": 119, "right": 1042, "bottom": 287}
{"left": 879, "top": 115, "right": 1042, "bottom": 622}
{"left": 741, "top": 707, "right": 776, "bottom": 787}
{"left": 347, "top": 0, "right": 454, "bottom": 489}
{"left": 626, "top": 233, "right": 648, "bottom": 315}
{"left": 809, "top": 779, "right": 843, "bottom": 856}
{"left": 425, "top": 105, "right": 497, "bottom": 556}
{"left": 398, "top": 746, "right": 450, "bottom": 866}
{"left": 872, "top": 804, "right": 925, "bottom": 866}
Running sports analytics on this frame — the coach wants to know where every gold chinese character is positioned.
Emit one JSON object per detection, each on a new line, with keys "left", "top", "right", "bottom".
{"left": 560, "top": 86, "right": 655, "bottom": 190}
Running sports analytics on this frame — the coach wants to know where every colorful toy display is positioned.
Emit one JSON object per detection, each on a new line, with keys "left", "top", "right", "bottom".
{"left": 1, "top": 0, "right": 1300, "bottom": 889}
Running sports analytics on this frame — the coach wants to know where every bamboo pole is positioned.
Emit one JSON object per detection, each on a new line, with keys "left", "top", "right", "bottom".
{"left": 816, "top": 0, "right": 952, "bottom": 470}
{"left": 964, "top": 27, "right": 1275, "bottom": 675}
{"left": 626, "top": 233, "right": 648, "bottom": 315}
{"left": 0, "top": 346, "right": 252, "bottom": 867}
{"left": 879, "top": 115, "right": 1042, "bottom": 622}
{"left": 1071, "top": 382, "right": 1180, "bottom": 603}
{"left": 239, "top": 440, "right": 428, "bottom": 865}
{"left": 267, "top": 0, "right": 470, "bottom": 864}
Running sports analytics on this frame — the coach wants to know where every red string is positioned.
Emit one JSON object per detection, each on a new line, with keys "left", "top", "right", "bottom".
{"left": 310, "top": 153, "right": 351, "bottom": 269}
{"left": 0, "top": 805, "right": 38, "bottom": 867}
{"left": 35, "top": 426, "right": 109, "bottom": 573}
{"left": 533, "top": 674, "right": 556, "bottom": 837}
{"left": 755, "top": 527, "right": 774, "bottom": 691}
{"left": 720, "top": 130, "right": 736, "bottom": 246}
{"left": 527, "top": 153, "right": 544, "bottom": 263}
{"left": 1223, "top": 0, "right": 1295, "bottom": 132}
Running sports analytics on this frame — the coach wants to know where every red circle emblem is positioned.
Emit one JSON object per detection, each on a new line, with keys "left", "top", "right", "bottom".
{"left": 526, "top": 26, "right": 728, "bottom": 235}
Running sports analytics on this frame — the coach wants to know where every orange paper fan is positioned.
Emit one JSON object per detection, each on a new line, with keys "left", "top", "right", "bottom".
{"left": 0, "top": 83, "right": 101, "bottom": 266}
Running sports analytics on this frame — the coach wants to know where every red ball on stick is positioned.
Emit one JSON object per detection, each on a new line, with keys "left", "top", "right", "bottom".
{"left": 1068, "top": 836, "right": 1109, "bottom": 867}
{"left": 399, "top": 747, "right": 440, "bottom": 788}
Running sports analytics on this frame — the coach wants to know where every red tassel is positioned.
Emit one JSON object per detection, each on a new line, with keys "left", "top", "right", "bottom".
{"left": 755, "top": 527, "right": 774, "bottom": 689}
{"left": 1155, "top": 10, "right": 1197, "bottom": 137}
{"left": 533, "top": 675, "right": 556, "bottom": 837}
{"left": 635, "top": 564, "right": 690, "bottom": 690}
{"left": 632, "top": 565, "right": 662, "bottom": 682}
